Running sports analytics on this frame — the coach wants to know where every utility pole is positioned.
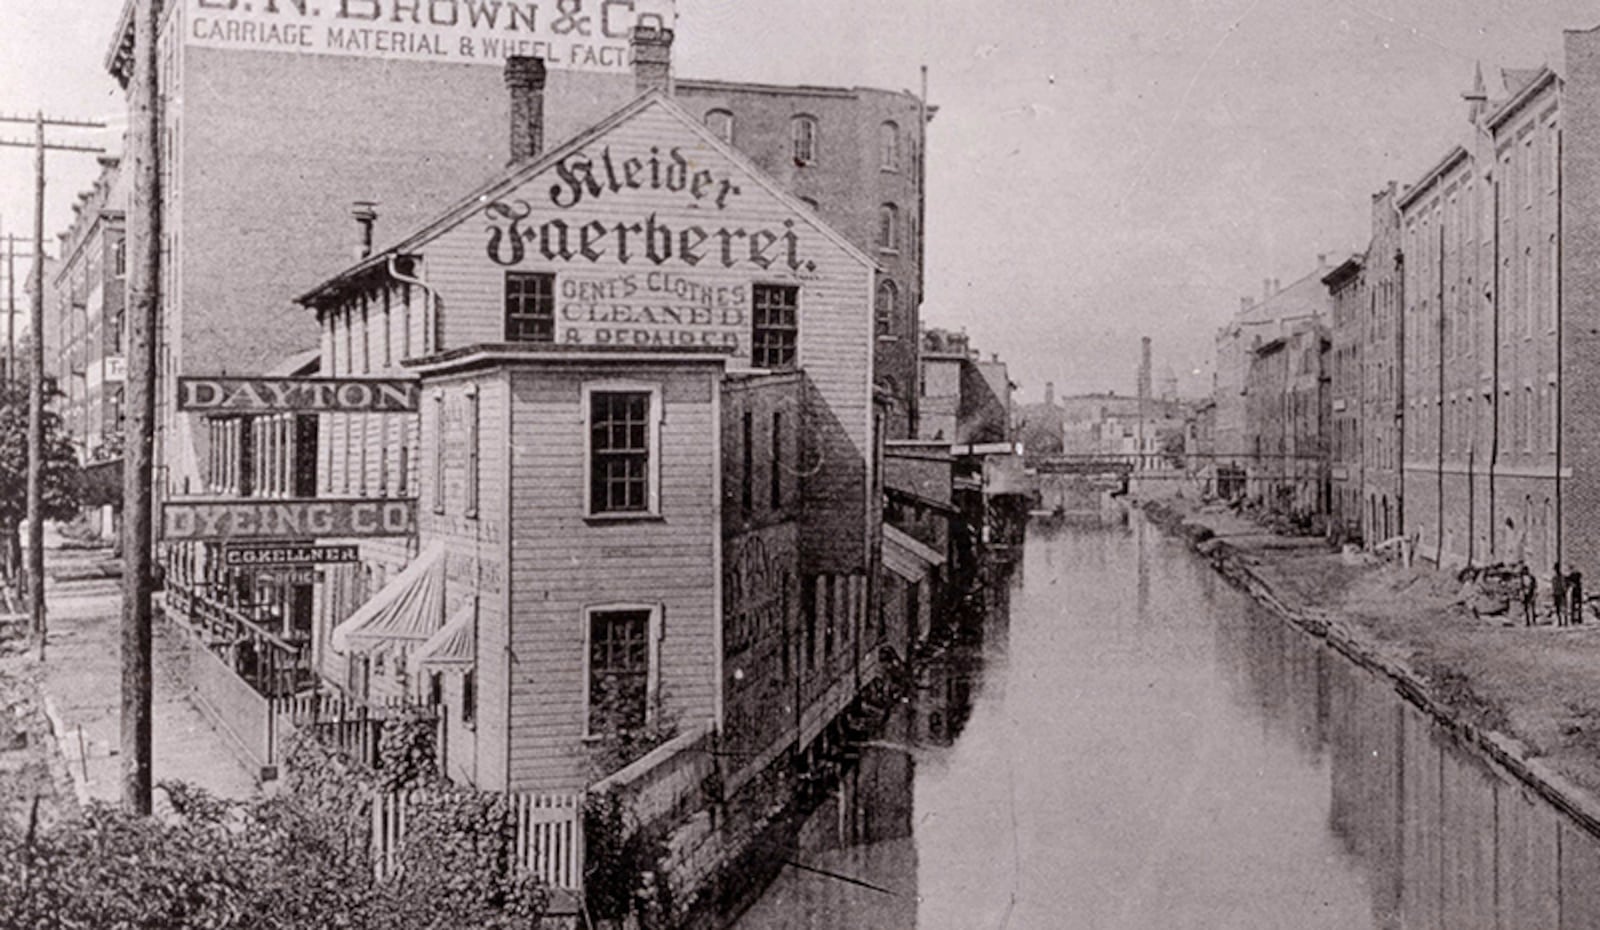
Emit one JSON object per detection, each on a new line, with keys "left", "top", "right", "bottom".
{"left": 5, "top": 234, "right": 17, "bottom": 381}
{"left": 121, "top": 0, "right": 164, "bottom": 816}
{"left": 0, "top": 115, "right": 106, "bottom": 663}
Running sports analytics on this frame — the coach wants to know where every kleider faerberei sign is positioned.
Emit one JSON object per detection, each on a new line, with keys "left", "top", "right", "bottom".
{"left": 163, "top": 499, "right": 417, "bottom": 541}
{"left": 177, "top": 377, "right": 420, "bottom": 413}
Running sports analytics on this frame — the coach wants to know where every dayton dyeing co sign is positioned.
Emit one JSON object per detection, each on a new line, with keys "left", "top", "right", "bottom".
{"left": 177, "top": 377, "right": 420, "bottom": 413}
{"left": 186, "top": 0, "right": 673, "bottom": 71}
{"left": 163, "top": 500, "right": 417, "bottom": 541}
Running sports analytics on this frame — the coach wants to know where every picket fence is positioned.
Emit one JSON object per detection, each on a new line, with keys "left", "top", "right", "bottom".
{"left": 371, "top": 789, "right": 585, "bottom": 891}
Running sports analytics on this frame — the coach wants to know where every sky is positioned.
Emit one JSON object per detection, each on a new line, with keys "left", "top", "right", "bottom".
{"left": 4, "top": 1, "right": 1600, "bottom": 399}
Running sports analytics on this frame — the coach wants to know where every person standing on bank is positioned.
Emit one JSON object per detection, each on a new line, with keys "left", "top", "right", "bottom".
{"left": 1571, "top": 570, "right": 1586, "bottom": 627}
{"left": 1554, "top": 564, "right": 1569, "bottom": 628}
{"left": 1520, "top": 566, "right": 1537, "bottom": 627}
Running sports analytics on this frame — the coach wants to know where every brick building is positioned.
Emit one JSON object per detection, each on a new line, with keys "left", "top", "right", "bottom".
{"left": 1213, "top": 264, "right": 1332, "bottom": 478}
{"left": 1364, "top": 184, "right": 1406, "bottom": 545}
{"left": 675, "top": 80, "right": 932, "bottom": 438}
{"left": 47, "top": 157, "right": 129, "bottom": 467}
{"left": 1245, "top": 320, "right": 1330, "bottom": 521}
{"left": 1398, "top": 62, "right": 1563, "bottom": 570}
{"left": 1324, "top": 254, "right": 1364, "bottom": 540}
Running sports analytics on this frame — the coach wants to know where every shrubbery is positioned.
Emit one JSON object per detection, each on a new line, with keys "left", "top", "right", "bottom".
{"left": 0, "top": 730, "right": 550, "bottom": 930}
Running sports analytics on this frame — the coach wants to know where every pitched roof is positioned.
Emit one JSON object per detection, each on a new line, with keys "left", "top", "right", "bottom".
{"left": 296, "top": 90, "right": 878, "bottom": 308}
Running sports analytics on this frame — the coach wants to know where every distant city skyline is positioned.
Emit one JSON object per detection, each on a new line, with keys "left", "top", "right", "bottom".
{"left": 7, "top": 2, "right": 1600, "bottom": 399}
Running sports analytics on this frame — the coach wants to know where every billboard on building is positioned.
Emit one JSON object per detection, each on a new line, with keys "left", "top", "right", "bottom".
{"left": 186, "top": 0, "right": 675, "bottom": 71}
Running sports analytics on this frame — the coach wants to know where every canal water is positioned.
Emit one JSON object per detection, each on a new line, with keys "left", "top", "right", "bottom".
{"left": 727, "top": 511, "right": 1600, "bottom": 929}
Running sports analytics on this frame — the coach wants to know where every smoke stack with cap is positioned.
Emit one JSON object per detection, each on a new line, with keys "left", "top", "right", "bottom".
{"left": 351, "top": 201, "right": 377, "bottom": 260}
{"left": 505, "top": 56, "right": 547, "bottom": 164}
{"left": 632, "top": 23, "right": 675, "bottom": 95}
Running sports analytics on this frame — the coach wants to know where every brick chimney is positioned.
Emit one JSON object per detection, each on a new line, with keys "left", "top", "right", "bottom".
{"left": 350, "top": 201, "right": 377, "bottom": 260}
{"left": 1045, "top": 381, "right": 1055, "bottom": 407}
{"left": 632, "top": 25, "right": 674, "bottom": 95}
{"left": 505, "top": 56, "right": 547, "bottom": 164}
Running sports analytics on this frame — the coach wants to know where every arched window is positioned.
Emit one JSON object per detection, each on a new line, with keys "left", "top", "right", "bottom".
{"left": 877, "top": 203, "right": 899, "bottom": 252}
{"left": 880, "top": 121, "right": 900, "bottom": 171}
{"left": 704, "top": 108, "right": 734, "bottom": 144}
{"left": 792, "top": 115, "right": 818, "bottom": 165}
{"left": 876, "top": 280, "right": 898, "bottom": 336}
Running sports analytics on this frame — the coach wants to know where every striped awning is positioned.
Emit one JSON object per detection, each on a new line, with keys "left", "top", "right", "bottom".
{"left": 414, "top": 601, "right": 476, "bottom": 670}
{"left": 883, "top": 524, "right": 946, "bottom": 583}
{"left": 330, "top": 541, "right": 447, "bottom": 653}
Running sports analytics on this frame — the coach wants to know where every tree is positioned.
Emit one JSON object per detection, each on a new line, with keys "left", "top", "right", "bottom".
{"left": 0, "top": 377, "right": 83, "bottom": 582}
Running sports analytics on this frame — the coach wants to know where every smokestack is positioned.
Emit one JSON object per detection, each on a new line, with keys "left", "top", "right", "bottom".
{"left": 1240, "top": 297, "right": 1253, "bottom": 313}
{"left": 1262, "top": 278, "right": 1272, "bottom": 302}
{"left": 1045, "top": 381, "right": 1055, "bottom": 407}
{"left": 350, "top": 201, "right": 378, "bottom": 260}
{"left": 632, "top": 24, "right": 674, "bottom": 95}
{"left": 1138, "top": 337, "right": 1152, "bottom": 404}
{"left": 505, "top": 56, "right": 547, "bottom": 164}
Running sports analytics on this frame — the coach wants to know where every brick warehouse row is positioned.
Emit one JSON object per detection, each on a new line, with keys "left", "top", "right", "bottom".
{"left": 1207, "top": 26, "right": 1600, "bottom": 589}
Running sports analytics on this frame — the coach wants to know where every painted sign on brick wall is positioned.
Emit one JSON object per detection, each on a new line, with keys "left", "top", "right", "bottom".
{"left": 186, "top": 0, "right": 674, "bottom": 72}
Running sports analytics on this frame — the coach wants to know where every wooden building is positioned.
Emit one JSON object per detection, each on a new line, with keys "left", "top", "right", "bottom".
{"left": 297, "top": 84, "right": 886, "bottom": 793}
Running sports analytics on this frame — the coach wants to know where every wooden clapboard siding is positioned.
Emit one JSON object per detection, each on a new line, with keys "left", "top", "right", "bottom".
{"left": 505, "top": 364, "right": 721, "bottom": 792}
{"left": 415, "top": 370, "right": 513, "bottom": 790}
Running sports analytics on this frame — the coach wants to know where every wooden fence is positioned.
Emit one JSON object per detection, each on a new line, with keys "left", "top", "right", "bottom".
{"left": 371, "top": 789, "right": 585, "bottom": 891}
{"left": 272, "top": 692, "right": 441, "bottom": 771}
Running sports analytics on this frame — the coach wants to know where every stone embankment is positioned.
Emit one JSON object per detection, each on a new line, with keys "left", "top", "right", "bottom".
{"left": 1139, "top": 497, "right": 1600, "bottom": 841}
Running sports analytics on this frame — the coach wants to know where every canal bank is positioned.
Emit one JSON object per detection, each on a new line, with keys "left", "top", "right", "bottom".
{"left": 1138, "top": 497, "right": 1600, "bottom": 852}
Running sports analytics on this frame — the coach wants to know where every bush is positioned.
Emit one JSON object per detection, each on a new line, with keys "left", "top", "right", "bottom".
{"left": 0, "top": 738, "right": 551, "bottom": 930}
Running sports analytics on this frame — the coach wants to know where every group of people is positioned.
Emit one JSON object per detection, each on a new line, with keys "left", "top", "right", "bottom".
{"left": 1518, "top": 564, "right": 1586, "bottom": 627}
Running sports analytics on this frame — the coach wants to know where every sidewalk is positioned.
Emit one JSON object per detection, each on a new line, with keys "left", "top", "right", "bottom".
{"left": 1143, "top": 497, "right": 1600, "bottom": 807}
{"left": 36, "top": 543, "right": 258, "bottom": 804}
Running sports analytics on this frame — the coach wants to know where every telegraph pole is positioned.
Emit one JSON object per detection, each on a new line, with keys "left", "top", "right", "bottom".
{"left": 5, "top": 234, "right": 17, "bottom": 381}
{"left": 120, "top": 0, "right": 164, "bottom": 816}
{"left": 0, "top": 116, "right": 106, "bottom": 662}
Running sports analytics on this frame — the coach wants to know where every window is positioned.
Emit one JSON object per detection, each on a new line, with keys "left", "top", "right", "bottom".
{"left": 803, "top": 576, "right": 817, "bottom": 670}
{"left": 791, "top": 115, "right": 818, "bottom": 165}
{"left": 878, "top": 203, "right": 899, "bottom": 252}
{"left": 112, "top": 237, "right": 126, "bottom": 278}
{"left": 462, "top": 669, "right": 476, "bottom": 727}
{"left": 587, "top": 608, "right": 652, "bottom": 736}
{"left": 505, "top": 271, "right": 555, "bottom": 343}
{"left": 705, "top": 108, "right": 734, "bottom": 144}
{"left": 752, "top": 284, "right": 799, "bottom": 370}
{"left": 876, "top": 280, "right": 898, "bottom": 337}
{"left": 880, "top": 121, "right": 900, "bottom": 171}
{"left": 465, "top": 390, "right": 480, "bottom": 518}
{"left": 588, "top": 389, "right": 654, "bottom": 515}
{"left": 799, "top": 197, "right": 819, "bottom": 212}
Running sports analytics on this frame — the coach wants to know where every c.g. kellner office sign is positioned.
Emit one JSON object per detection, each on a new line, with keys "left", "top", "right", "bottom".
{"left": 186, "top": 0, "right": 673, "bottom": 72}
{"left": 177, "top": 377, "right": 420, "bottom": 413}
{"left": 223, "top": 543, "right": 362, "bottom": 568}
{"left": 163, "top": 499, "right": 417, "bottom": 541}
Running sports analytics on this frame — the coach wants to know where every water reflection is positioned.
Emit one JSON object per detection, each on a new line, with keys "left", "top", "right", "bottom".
{"left": 729, "top": 514, "right": 1600, "bottom": 930}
